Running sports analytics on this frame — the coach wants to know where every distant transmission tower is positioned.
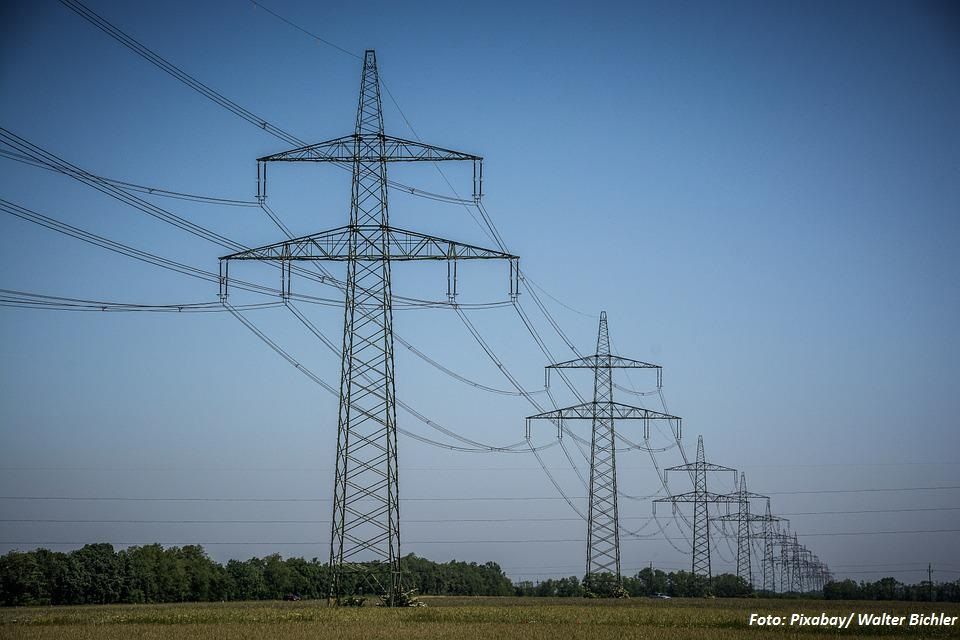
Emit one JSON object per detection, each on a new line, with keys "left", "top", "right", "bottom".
{"left": 711, "top": 472, "right": 770, "bottom": 586}
{"left": 654, "top": 435, "right": 737, "bottom": 579}
{"left": 755, "top": 502, "right": 787, "bottom": 593}
{"left": 775, "top": 526, "right": 794, "bottom": 593}
{"left": 220, "top": 51, "right": 518, "bottom": 605}
{"left": 785, "top": 531, "right": 804, "bottom": 592}
{"left": 525, "top": 312, "right": 679, "bottom": 586}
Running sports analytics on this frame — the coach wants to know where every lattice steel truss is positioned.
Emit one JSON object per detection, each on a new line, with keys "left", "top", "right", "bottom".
{"left": 754, "top": 502, "right": 788, "bottom": 593}
{"left": 525, "top": 312, "right": 679, "bottom": 585}
{"left": 711, "top": 472, "right": 771, "bottom": 587}
{"left": 775, "top": 530, "right": 805, "bottom": 592}
{"left": 654, "top": 435, "right": 737, "bottom": 579}
{"left": 220, "top": 51, "right": 517, "bottom": 605}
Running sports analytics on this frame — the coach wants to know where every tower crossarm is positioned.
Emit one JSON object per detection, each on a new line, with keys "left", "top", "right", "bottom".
{"left": 653, "top": 490, "right": 739, "bottom": 505}
{"left": 652, "top": 490, "right": 739, "bottom": 517}
{"left": 665, "top": 460, "right": 736, "bottom": 474}
{"left": 713, "top": 512, "right": 781, "bottom": 523}
{"left": 258, "top": 134, "right": 481, "bottom": 163}
{"left": 546, "top": 354, "right": 663, "bottom": 388}
{"left": 525, "top": 401, "right": 679, "bottom": 439}
{"left": 220, "top": 225, "right": 517, "bottom": 262}
{"left": 548, "top": 354, "right": 661, "bottom": 370}
{"left": 257, "top": 134, "right": 484, "bottom": 201}
{"left": 219, "top": 226, "right": 519, "bottom": 301}
{"left": 722, "top": 490, "right": 770, "bottom": 501}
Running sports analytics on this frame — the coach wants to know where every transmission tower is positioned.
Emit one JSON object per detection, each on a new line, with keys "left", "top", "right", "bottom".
{"left": 755, "top": 502, "right": 787, "bottom": 593}
{"left": 789, "top": 532, "right": 804, "bottom": 592}
{"left": 219, "top": 51, "right": 518, "bottom": 605}
{"left": 775, "top": 526, "right": 794, "bottom": 593}
{"left": 711, "top": 472, "right": 770, "bottom": 587}
{"left": 653, "top": 435, "right": 737, "bottom": 579}
{"left": 525, "top": 312, "right": 679, "bottom": 586}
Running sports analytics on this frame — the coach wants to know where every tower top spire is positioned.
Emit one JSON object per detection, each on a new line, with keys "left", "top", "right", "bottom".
{"left": 355, "top": 50, "right": 383, "bottom": 136}
{"left": 596, "top": 311, "right": 610, "bottom": 356}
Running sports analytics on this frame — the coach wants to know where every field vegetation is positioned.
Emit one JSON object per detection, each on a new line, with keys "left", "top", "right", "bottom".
{"left": 2, "top": 596, "right": 959, "bottom": 640}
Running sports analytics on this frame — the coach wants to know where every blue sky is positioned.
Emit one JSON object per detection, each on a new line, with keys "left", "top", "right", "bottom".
{"left": 1, "top": 0, "right": 958, "bottom": 584}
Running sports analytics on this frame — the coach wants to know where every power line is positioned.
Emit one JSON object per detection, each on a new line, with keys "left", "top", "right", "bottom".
{"left": 57, "top": 0, "right": 472, "bottom": 205}
{"left": 247, "top": 0, "right": 360, "bottom": 60}
{"left": 224, "top": 301, "right": 557, "bottom": 455}
{"left": 0, "top": 149, "right": 259, "bottom": 207}
{"left": 1, "top": 129, "right": 526, "bottom": 315}
{"left": 3, "top": 529, "right": 958, "bottom": 547}
{"left": 0, "top": 198, "right": 347, "bottom": 305}
{"left": 3, "top": 486, "right": 957, "bottom": 501}
{"left": 29, "top": 1, "right": 940, "bottom": 579}
{"left": 0, "top": 288, "right": 281, "bottom": 313}
{"left": 4, "top": 505, "right": 957, "bottom": 524}
{"left": 765, "top": 486, "right": 960, "bottom": 496}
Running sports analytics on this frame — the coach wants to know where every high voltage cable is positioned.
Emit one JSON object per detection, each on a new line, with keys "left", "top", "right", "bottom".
{"left": 765, "top": 486, "right": 960, "bottom": 496}
{"left": 0, "top": 198, "right": 347, "bottom": 305}
{"left": 521, "top": 274, "right": 595, "bottom": 319}
{"left": 283, "top": 301, "right": 546, "bottom": 451}
{"left": 9, "top": 505, "right": 951, "bottom": 524}
{"left": 6, "top": 529, "right": 956, "bottom": 547}
{"left": 224, "top": 301, "right": 557, "bottom": 454}
{"left": 0, "top": 517, "right": 658, "bottom": 525}
{"left": 234, "top": 0, "right": 675, "bottom": 453}
{"left": 248, "top": 0, "right": 361, "bottom": 60}
{"left": 53, "top": 0, "right": 673, "bottom": 479}
{"left": 0, "top": 128, "right": 245, "bottom": 250}
{"left": 377, "top": 47, "right": 595, "bottom": 385}
{"left": 284, "top": 302, "right": 492, "bottom": 445}
{"left": 1, "top": 129, "right": 493, "bottom": 310}
{"left": 39, "top": 0, "right": 835, "bottom": 563}
{"left": 363, "top": 35, "right": 657, "bottom": 514}
{"left": 457, "top": 305, "right": 690, "bottom": 541}
{"left": 0, "top": 289, "right": 281, "bottom": 313}
{"left": 0, "top": 149, "right": 259, "bottom": 207}
{"left": 1, "top": 152, "right": 566, "bottom": 452}
{"left": 382, "top": 56, "right": 640, "bottom": 518}
{"left": 57, "top": 0, "right": 473, "bottom": 206}
{"left": 0, "top": 496, "right": 584, "bottom": 503}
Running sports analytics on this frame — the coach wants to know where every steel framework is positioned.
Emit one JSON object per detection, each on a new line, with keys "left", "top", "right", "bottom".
{"left": 525, "top": 312, "right": 679, "bottom": 585}
{"left": 755, "top": 501, "right": 787, "bottom": 592}
{"left": 775, "top": 530, "right": 805, "bottom": 592}
{"left": 220, "top": 51, "right": 517, "bottom": 605}
{"left": 654, "top": 435, "right": 737, "bottom": 578}
{"left": 711, "top": 472, "right": 770, "bottom": 587}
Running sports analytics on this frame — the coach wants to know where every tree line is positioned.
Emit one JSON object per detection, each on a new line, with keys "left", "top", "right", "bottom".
{"left": 824, "top": 577, "right": 960, "bottom": 602}
{"left": 0, "top": 544, "right": 513, "bottom": 606}
{"left": 515, "top": 568, "right": 752, "bottom": 598}
{"left": 3, "top": 544, "right": 957, "bottom": 605}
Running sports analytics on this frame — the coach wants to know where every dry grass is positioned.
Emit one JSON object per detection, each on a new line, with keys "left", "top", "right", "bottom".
{"left": 2, "top": 597, "right": 958, "bottom": 639}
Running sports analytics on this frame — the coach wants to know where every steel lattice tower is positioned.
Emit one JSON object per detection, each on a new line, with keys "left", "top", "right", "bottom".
{"left": 776, "top": 528, "right": 793, "bottom": 593}
{"left": 220, "top": 51, "right": 518, "bottom": 605}
{"left": 792, "top": 533, "right": 804, "bottom": 592}
{"left": 654, "top": 435, "right": 736, "bottom": 578}
{"left": 758, "top": 502, "right": 787, "bottom": 592}
{"left": 525, "top": 312, "right": 679, "bottom": 585}
{"left": 712, "top": 472, "right": 771, "bottom": 587}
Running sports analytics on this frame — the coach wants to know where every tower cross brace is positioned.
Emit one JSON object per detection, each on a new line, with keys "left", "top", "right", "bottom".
{"left": 751, "top": 501, "right": 788, "bottom": 592}
{"left": 525, "top": 312, "right": 680, "bottom": 585}
{"left": 653, "top": 435, "right": 737, "bottom": 579}
{"left": 711, "top": 472, "right": 771, "bottom": 587}
{"left": 219, "top": 51, "right": 517, "bottom": 605}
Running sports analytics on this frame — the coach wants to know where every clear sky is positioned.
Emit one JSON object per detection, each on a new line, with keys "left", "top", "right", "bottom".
{"left": 1, "top": 0, "right": 958, "bottom": 586}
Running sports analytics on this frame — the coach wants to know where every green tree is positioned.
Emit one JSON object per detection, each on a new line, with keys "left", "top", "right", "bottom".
{"left": 711, "top": 573, "right": 752, "bottom": 597}
{"left": 0, "top": 551, "right": 45, "bottom": 606}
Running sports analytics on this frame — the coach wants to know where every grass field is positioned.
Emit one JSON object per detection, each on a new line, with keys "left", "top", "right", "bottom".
{"left": 2, "top": 597, "right": 958, "bottom": 639}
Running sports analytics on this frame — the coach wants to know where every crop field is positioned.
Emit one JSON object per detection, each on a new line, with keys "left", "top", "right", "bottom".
{"left": 2, "top": 597, "right": 959, "bottom": 640}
